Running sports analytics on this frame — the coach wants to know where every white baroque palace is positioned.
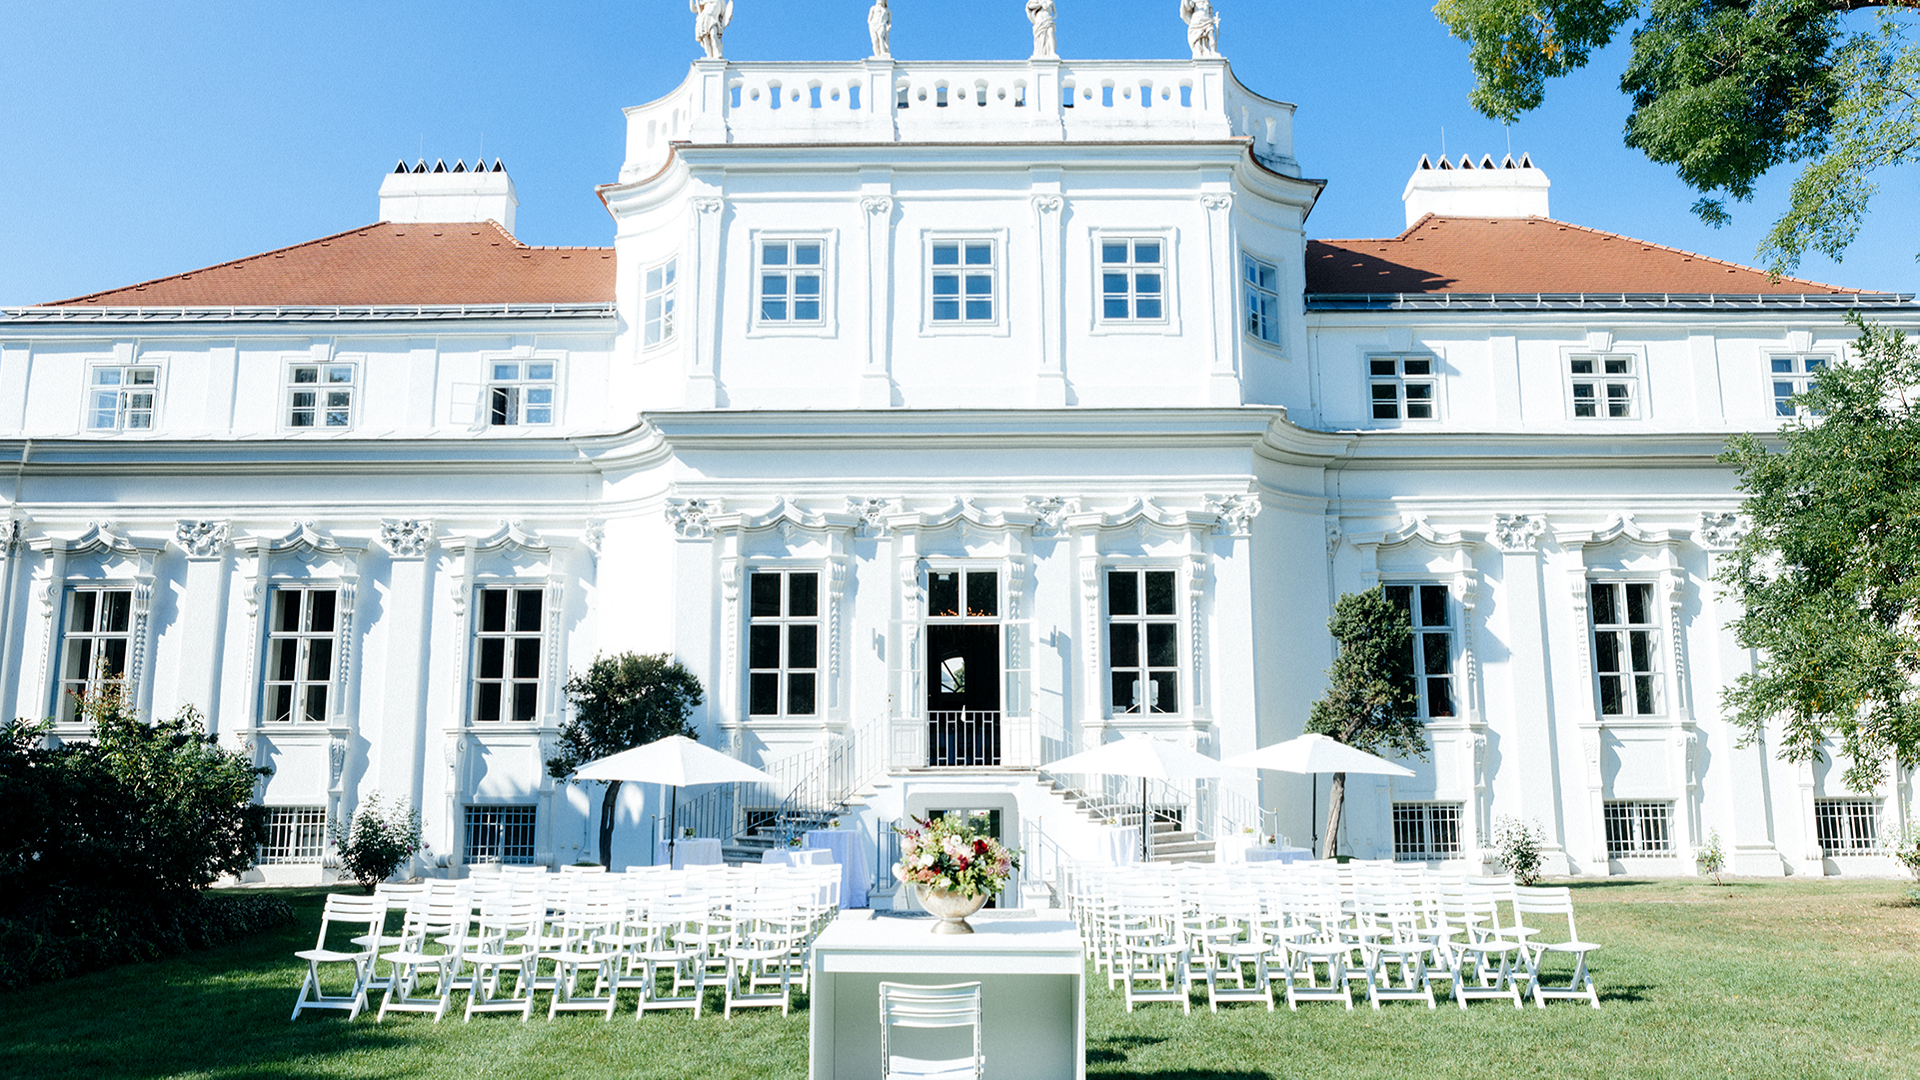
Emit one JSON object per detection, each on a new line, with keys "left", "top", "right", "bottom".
{"left": 4, "top": 24, "right": 1917, "bottom": 891}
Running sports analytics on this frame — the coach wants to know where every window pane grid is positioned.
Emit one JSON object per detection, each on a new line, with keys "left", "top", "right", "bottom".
{"left": 1770, "top": 353, "right": 1828, "bottom": 417}
{"left": 1591, "top": 582, "right": 1662, "bottom": 716}
{"left": 747, "top": 570, "right": 820, "bottom": 717}
{"left": 473, "top": 586, "right": 543, "bottom": 722}
{"left": 1243, "top": 254, "right": 1280, "bottom": 344}
{"left": 759, "top": 239, "right": 825, "bottom": 323}
{"left": 1814, "top": 799, "right": 1880, "bottom": 855}
{"left": 930, "top": 240, "right": 997, "bottom": 324}
{"left": 464, "top": 805, "right": 537, "bottom": 865}
{"left": 1384, "top": 584, "right": 1455, "bottom": 718}
{"left": 1108, "top": 569, "right": 1179, "bottom": 715}
{"left": 87, "top": 366, "right": 159, "bottom": 432}
{"left": 257, "top": 806, "right": 328, "bottom": 864}
{"left": 287, "top": 364, "right": 354, "bottom": 428}
{"left": 1368, "top": 354, "right": 1436, "bottom": 420}
{"left": 58, "top": 587, "right": 134, "bottom": 723}
{"left": 487, "top": 360, "right": 557, "bottom": 426}
{"left": 644, "top": 259, "right": 678, "bottom": 346}
{"left": 264, "top": 588, "right": 338, "bottom": 723}
{"left": 1570, "top": 354, "right": 1637, "bottom": 419}
{"left": 1604, "top": 801, "right": 1674, "bottom": 856}
{"left": 1099, "top": 238, "right": 1165, "bottom": 322}
{"left": 1393, "top": 802, "right": 1462, "bottom": 860}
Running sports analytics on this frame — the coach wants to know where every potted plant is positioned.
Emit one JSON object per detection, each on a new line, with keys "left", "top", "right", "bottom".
{"left": 893, "top": 814, "right": 1021, "bottom": 935}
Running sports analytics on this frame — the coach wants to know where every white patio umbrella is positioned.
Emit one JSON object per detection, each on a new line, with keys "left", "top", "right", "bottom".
{"left": 1222, "top": 733, "right": 1414, "bottom": 858}
{"left": 1045, "top": 734, "right": 1249, "bottom": 861}
{"left": 572, "top": 735, "right": 774, "bottom": 867}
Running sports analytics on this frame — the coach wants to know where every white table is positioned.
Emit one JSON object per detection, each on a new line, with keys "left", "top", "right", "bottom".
{"left": 809, "top": 912, "right": 1085, "bottom": 1080}
{"left": 667, "top": 837, "right": 723, "bottom": 868}
{"left": 761, "top": 847, "right": 837, "bottom": 866}
{"left": 1216, "top": 833, "right": 1262, "bottom": 864}
{"left": 1244, "top": 845, "right": 1312, "bottom": 865}
{"left": 1099, "top": 825, "right": 1141, "bottom": 865}
{"left": 805, "top": 829, "right": 869, "bottom": 909}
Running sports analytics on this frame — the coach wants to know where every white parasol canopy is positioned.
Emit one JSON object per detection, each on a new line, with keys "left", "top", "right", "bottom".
{"left": 1221, "top": 733, "right": 1415, "bottom": 777}
{"left": 572, "top": 735, "right": 773, "bottom": 866}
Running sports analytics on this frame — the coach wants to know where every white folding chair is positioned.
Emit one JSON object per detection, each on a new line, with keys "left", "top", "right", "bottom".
{"left": 543, "top": 896, "right": 625, "bottom": 1020}
{"left": 1117, "top": 896, "right": 1191, "bottom": 1014}
{"left": 722, "top": 900, "right": 802, "bottom": 1017}
{"left": 1441, "top": 882, "right": 1524, "bottom": 1009}
{"left": 1513, "top": 886, "right": 1601, "bottom": 1008}
{"left": 1276, "top": 881, "right": 1354, "bottom": 1010}
{"left": 1197, "top": 887, "right": 1274, "bottom": 1012}
{"left": 462, "top": 897, "right": 542, "bottom": 1021}
{"left": 377, "top": 896, "right": 474, "bottom": 1023}
{"left": 627, "top": 895, "right": 711, "bottom": 1018}
{"left": 290, "top": 894, "right": 385, "bottom": 1021}
{"left": 879, "top": 981, "right": 984, "bottom": 1080}
{"left": 1353, "top": 883, "right": 1437, "bottom": 1009}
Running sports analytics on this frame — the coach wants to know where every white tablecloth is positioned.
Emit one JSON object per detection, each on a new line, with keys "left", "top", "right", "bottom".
{"left": 805, "top": 829, "right": 868, "bottom": 909}
{"left": 1244, "top": 845, "right": 1312, "bottom": 865}
{"left": 667, "top": 837, "right": 723, "bottom": 868}
{"left": 1099, "top": 825, "right": 1142, "bottom": 865}
{"left": 761, "top": 847, "right": 836, "bottom": 866}
{"left": 1216, "top": 833, "right": 1263, "bottom": 864}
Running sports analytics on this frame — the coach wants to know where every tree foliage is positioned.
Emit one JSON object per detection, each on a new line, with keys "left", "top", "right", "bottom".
{"left": 546, "top": 653, "right": 704, "bottom": 868}
{"left": 1719, "top": 318, "right": 1920, "bottom": 792}
{"left": 1435, "top": 0, "right": 1920, "bottom": 274}
{"left": 1305, "top": 588, "right": 1428, "bottom": 857}
{"left": 332, "top": 793, "right": 421, "bottom": 893}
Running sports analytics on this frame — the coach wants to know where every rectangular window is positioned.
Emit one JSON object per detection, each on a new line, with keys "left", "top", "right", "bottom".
{"left": 759, "top": 239, "right": 825, "bottom": 324}
{"left": 88, "top": 366, "right": 158, "bottom": 432}
{"left": 1099, "top": 238, "right": 1166, "bottom": 322}
{"left": 1108, "top": 569, "right": 1179, "bottom": 715}
{"left": 1814, "top": 799, "right": 1880, "bottom": 855}
{"left": 464, "top": 805, "right": 538, "bottom": 865}
{"left": 1591, "top": 582, "right": 1662, "bottom": 717}
{"left": 287, "top": 364, "right": 354, "bottom": 429}
{"left": 1771, "top": 354, "right": 1829, "bottom": 417}
{"left": 1384, "top": 584, "right": 1455, "bottom": 718}
{"left": 263, "top": 588, "right": 338, "bottom": 723}
{"left": 487, "top": 360, "right": 556, "bottom": 426}
{"left": 747, "top": 570, "right": 820, "bottom": 717}
{"left": 58, "top": 587, "right": 133, "bottom": 724}
{"left": 1604, "top": 800, "right": 1674, "bottom": 856}
{"left": 473, "top": 586, "right": 543, "bottom": 722}
{"left": 930, "top": 240, "right": 997, "bottom": 324}
{"left": 257, "top": 806, "right": 328, "bottom": 865}
{"left": 1570, "top": 354, "right": 1637, "bottom": 418}
{"left": 1392, "top": 802, "right": 1463, "bottom": 861}
{"left": 1243, "top": 254, "right": 1280, "bottom": 344}
{"left": 927, "top": 569, "right": 999, "bottom": 621}
{"left": 645, "top": 259, "right": 678, "bottom": 347}
{"left": 1368, "top": 355, "right": 1437, "bottom": 420}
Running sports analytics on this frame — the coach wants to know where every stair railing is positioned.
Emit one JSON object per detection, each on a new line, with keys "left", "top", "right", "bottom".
{"left": 767, "top": 710, "right": 890, "bottom": 844}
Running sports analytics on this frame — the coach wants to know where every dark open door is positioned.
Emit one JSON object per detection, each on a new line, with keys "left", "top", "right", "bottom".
{"left": 926, "top": 623, "right": 1001, "bottom": 766}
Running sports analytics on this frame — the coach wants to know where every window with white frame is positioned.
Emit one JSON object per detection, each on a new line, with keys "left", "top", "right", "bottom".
{"left": 473, "top": 586, "right": 544, "bottom": 722}
{"left": 1099, "top": 238, "right": 1166, "bottom": 322}
{"left": 1814, "top": 798, "right": 1880, "bottom": 855}
{"left": 1108, "top": 569, "right": 1179, "bottom": 715}
{"left": 87, "top": 366, "right": 158, "bottom": 431}
{"left": 1569, "top": 354, "right": 1638, "bottom": 418}
{"left": 929, "top": 239, "right": 997, "bottom": 325}
{"left": 1770, "top": 353, "right": 1829, "bottom": 417}
{"left": 747, "top": 570, "right": 819, "bottom": 717}
{"left": 487, "top": 360, "right": 556, "bottom": 426}
{"left": 1393, "top": 802, "right": 1463, "bottom": 860}
{"left": 464, "top": 805, "right": 537, "bottom": 865}
{"left": 1604, "top": 800, "right": 1674, "bottom": 856}
{"left": 257, "top": 806, "right": 328, "bottom": 865}
{"left": 1384, "top": 584, "right": 1455, "bottom": 718}
{"left": 1243, "top": 254, "right": 1281, "bottom": 345}
{"left": 57, "top": 586, "right": 133, "bottom": 724}
{"left": 1369, "top": 355, "right": 1437, "bottom": 420}
{"left": 758, "top": 239, "right": 825, "bottom": 324}
{"left": 286, "top": 363, "right": 354, "bottom": 429}
{"left": 1590, "top": 582, "right": 1662, "bottom": 717}
{"left": 263, "top": 588, "right": 338, "bottom": 723}
{"left": 644, "top": 259, "right": 678, "bottom": 347}
{"left": 927, "top": 569, "right": 999, "bottom": 620}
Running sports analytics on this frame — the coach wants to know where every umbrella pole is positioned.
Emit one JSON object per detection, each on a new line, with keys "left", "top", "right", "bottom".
{"left": 1311, "top": 774, "right": 1318, "bottom": 851}
{"left": 1140, "top": 777, "right": 1148, "bottom": 862}
{"left": 669, "top": 785, "right": 679, "bottom": 868}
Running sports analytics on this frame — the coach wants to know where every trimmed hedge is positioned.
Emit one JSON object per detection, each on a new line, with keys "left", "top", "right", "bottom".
{"left": 0, "top": 890, "right": 294, "bottom": 991}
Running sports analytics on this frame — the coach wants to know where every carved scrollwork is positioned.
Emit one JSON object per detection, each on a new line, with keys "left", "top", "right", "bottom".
{"left": 848, "top": 496, "right": 895, "bottom": 538}
{"left": 666, "top": 498, "right": 721, "bottom": 539}
{"left": 1696, "top": 511, "right": 1751, "bottom": 551}
{"left": 1491, "top": 513, "right": 1547, "bottom": 552}
{"left": 1203, "top": 493, "right": 1261, "bottom": 537}
{"left": 860, "top": 196, "right": 894, "bottom": 216}
{"left": 174, "top": 520, "right": 230, "bottom": 560}
{"left": 378, "top": 518, "right": 436, "bottom": 559}
{"left": 1200, "top": 193, "right": 1234, "bottom": 211}
{"left": 692, "top": 196, "right": 724, "bottom": 214}
{"left": 1026, "top": 496, "right": 1078, "bottom": 537}
{"left": 1031, "top": 194, "right": 1064, "bottom": 214}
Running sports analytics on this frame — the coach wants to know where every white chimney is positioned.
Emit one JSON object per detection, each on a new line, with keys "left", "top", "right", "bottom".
{"left": 379, "top": 158, "right": 519, "bottom": 234}
{"left": 1402, "top": 153, "right": 1549, "bottom": 228}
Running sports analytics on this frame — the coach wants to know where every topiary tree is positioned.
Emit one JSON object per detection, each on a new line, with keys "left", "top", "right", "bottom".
{"left": 1305, "top": 588, "right": 1428, "bottom": 859}
{"left": 546, "top": 653, "right": 704, "bottom": 869}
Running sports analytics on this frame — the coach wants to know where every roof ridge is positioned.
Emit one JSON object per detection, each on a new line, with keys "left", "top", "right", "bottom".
{"left": 50, "top": 222, "right": 390, "bottom": 306}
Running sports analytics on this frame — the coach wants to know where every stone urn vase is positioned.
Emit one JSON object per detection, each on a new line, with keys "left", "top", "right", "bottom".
{"left": 915, "top": 884, "right": 988, "bottom": 935}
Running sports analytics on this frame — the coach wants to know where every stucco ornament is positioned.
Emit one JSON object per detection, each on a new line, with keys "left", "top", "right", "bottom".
{"left": 868, "top": 0, "right": 891, "bottom": 59}
{"left": 378, "top": 518, "right": 435, "bottom": 559}
{"left": 174, "top": 519, "right": 230, "bottom": 559}
{"left": 691, "top": 0, "right": 733, "bottom": 60}
{"left": 666, "top": 498, "right": 721, "bottom": 539}
{"left": 1026, "top": 0, "right": 1058, "bottom": 59}
{"left": 1696, "top": 511, "right": 1751, "bottom": 550}
{"left": 1491, "top": 513, "right": 1547, "bottom": 552}
{"left": 1181, "top": 0, "right": 1221, "bottom": 58}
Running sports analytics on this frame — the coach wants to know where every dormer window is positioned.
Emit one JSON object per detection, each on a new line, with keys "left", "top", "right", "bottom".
{"left": 488, "top": 361, "right": 556, "bottom": 426}
{"left": 88, "top": 366, "right": 157, "bottom": 432}
{"left": 1569, "top": 354, "right": 1637, "bottom": 419}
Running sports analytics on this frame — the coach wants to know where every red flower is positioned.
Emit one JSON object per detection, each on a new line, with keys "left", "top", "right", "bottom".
{"left": 973, "top": 839, "right": 989, "bottom": 855}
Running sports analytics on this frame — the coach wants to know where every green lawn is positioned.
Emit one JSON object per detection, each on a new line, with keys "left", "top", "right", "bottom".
{"left": 1, "top": 879, "right": 1915, "bottom": 1080}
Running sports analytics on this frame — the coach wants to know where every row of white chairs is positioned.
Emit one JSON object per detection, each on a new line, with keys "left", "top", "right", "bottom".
{"left": 1065, "top": 860, "right": 1600, "bottom": 1012}
{"left": 290, "top": 863, "right": 842, "bottom": 1023}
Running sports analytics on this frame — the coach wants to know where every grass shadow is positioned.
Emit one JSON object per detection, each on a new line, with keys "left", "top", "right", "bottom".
{"left": 1088, "top": 1033, "right": 1169, "bottom": 1064}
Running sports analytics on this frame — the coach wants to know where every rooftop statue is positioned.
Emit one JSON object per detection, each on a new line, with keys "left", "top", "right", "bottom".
{"left": 1026, "top": 0, "right": 1057, "bottom": 60}
{"left": 1182, "top": 0, "right": 1221, "bottom": 59}
{"left": 868, "top": 0, "right": 891, "bottom": 60}
{"left": 691, "top": 0, "right": 733, "bottom": 60}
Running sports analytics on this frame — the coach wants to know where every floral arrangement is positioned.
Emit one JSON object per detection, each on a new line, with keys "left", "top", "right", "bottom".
{"left": 895, "top": 814, "right": 1021, "bottom": 899}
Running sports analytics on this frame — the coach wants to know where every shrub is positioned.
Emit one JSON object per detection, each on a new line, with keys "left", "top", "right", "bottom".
{"left": 333, "top": 793, "right": 421, "bottom": 892}
{"left": 1697, "top": 829, "right": 1728, "bottom": 885}
{"left": 1890, "top": 823, "right": 1920, "bottom": 883}
{"left": 0, "top": 891, "right": 293, "bottom": 992}
{"left": 1492, "top": 816, "right": 1547, "bottom": 884}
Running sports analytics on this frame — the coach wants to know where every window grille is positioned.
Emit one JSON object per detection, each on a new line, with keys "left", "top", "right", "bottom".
{"left": 1107, "top": 569, "right": 1179, "bottom": 715}
{"left": 486, "top": 360, "right": 556, "bottom": 426}
{"left": 1243, "top": 254, "right": 1280, "bottom": 344}
{"left": 473, "top": 586, "right": 544, "bottom": 722}
{"left": 747, "top": 570, "right": 820, "bottom": 716}
{"left": 58, "top": 587, "right": 134, "bottom": 724}
{"left": 1368, "top": 354, "right": 1437, "bottom": 420}
{"left": 264, "top": 588, "right": 337, "bottom": 723}
{"left": 930, "top": 240, "right": 997, "bottom": 323}
{"left": 257, "top": 806, "right": 327, "bottom": 865}
{"left": 759, "top": 239, "right": 825, "bottom": 323}
{"left": 1384, "top": 583, "right": 1455, "bottom": 718}
{"left": 1569, "top": 354, "right": 1637, "bottom": 418}
{"left": 465, "top": 805, "right": 538, "bottom": 865}
{"left": 1814, "top": 799, "right": 1880, "bottom": 855}
{"left": 644, "top": 259, "right": 678, "bottom": 346}
{"left": 287, "top": 364, "right": 354, "bottom": 428}
{"left": 1604, "top": 800, "right": 1674, "bottom": 856}
{"left": 1770, "top": 354, "right": 1828, "bottom": 417}
{"left": 1099, "top": 238, "right": 1165, "bottom": 321}
{"left": 1392, "top": 802, "right": 1463, "bottom": 860}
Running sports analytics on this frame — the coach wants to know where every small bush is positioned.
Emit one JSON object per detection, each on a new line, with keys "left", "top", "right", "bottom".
{"left": 1698, "top": 829, "right": 1728, "bottom": 885}
{"left": 0, "top": 890, "right": 293, "bottom": 992}
{"left": 333, "top": 793, "right": 421, "bottom": 892}
{"left": 1492, "top": 816, "right": 1547, "bottom": 884}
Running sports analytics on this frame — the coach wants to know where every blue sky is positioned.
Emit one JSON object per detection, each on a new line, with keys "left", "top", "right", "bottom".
{"left": 2, "top": 0, "right": 1914, "bottom": 306}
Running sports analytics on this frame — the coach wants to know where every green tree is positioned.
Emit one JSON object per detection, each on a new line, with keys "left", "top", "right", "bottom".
{"left": 1719, "top": 317, "right": 1920, "bottom": 793}
{"left": 1305, "top": 588, "right": 1429, "bottom": 859}
{"left": 1434, "top": 0, "right": 1920, "bottom": 275}
{"left": 546, "top": 653, "right": 704, "bottom": 868}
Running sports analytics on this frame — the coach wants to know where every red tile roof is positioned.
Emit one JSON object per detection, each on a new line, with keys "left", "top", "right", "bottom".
{"left": 1306, "top": 215, "right": 1860, "bottom": 296}
{"left": 45, "top": 221, "right": 615, "bottom": 307}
